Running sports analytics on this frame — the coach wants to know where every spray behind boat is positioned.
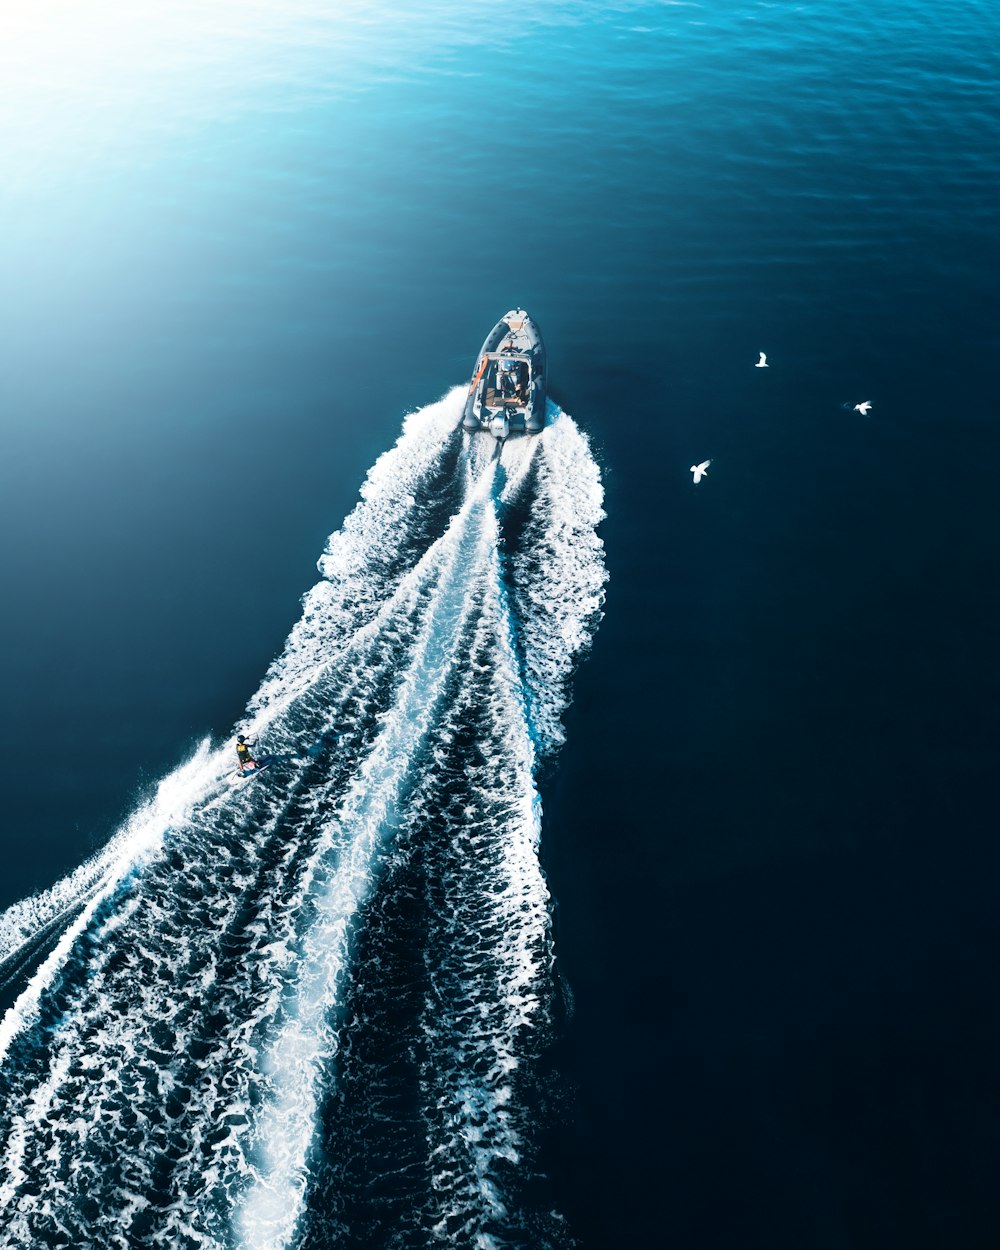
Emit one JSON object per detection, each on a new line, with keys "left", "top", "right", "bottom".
{"left": 462, "top": 309, "right": 547, "bottom": 439}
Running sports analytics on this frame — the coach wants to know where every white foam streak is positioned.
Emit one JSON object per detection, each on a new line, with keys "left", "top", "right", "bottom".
{"left": 422, "top": 567, "right": 546, "bottom": 1236}
{"left": 0, "top": 739, "right": 232, "bottom": 977}
{"left": 0, "top": 739, "right": 219, "bottom": 1062}
{"left": 247, "top": 388, "right": 467, "bottom": 724}
{"left": 0, "top": 392, "right": 606, "bottom": 1250}
{"left": 236, "top": 459, "right": 500, "bottom": 1250}
{"left": 509, "top": 406, "right": 607, "bottom": 755}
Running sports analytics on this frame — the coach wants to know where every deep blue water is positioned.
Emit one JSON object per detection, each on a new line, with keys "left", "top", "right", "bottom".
{"left": 2, "top": 1, "right": 1000, "bottom": 1246}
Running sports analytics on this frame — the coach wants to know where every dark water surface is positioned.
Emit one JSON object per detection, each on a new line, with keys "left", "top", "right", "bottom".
{"left": 2, "top": 1, "right": 999, "bottom": 1246}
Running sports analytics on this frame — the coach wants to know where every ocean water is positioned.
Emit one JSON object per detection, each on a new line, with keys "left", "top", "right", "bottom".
{"left": 2, "top": 1, "right": 999, "bottom": 1247}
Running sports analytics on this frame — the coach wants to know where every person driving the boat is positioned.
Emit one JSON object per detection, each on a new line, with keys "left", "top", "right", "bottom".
{"left": 499, "top": 357, "right": 518, "bottom": 399}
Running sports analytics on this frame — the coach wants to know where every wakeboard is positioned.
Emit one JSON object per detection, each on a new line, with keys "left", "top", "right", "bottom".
{"left": 239, "top": 755, "right": 272, "bottom": 780}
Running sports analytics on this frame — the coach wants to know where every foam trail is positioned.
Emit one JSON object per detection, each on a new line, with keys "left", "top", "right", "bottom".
{"left": 0, "top": 740, "right": 226, "bottom": 982}
{"left": 0, "top": 863, "right": 108, "bottom": 974}
{"left": 246, "top": 389, "right": 470, "bottom": 725}
{"left": 0, "top": 388, "right": 605, "bottom": 1250}
{"left": 282, "top": 417, "right": 603, "bottom": 1250}
{"left": 506, "top": 403, "right": 607, "bottom": 757}
{"left": 235, "top": 458, "right": 502, "bottom": 1249}
{"left": 0, "top": 739, "right": 219, "bottom": 1060}
{"left": 418, "top": 522, "right": 546, "bottom": 1245}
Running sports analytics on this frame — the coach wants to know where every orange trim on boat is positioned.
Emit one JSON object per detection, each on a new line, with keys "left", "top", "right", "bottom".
{"left": 468, "top": 353, "right": 489, "bottom": 393}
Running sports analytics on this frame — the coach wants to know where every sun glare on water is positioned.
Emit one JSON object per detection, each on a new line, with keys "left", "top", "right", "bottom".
{"left": 0, "top": 0, "right": 397, "bottom": 192}
{"left": 0, "top": 0, "right": 493, "bottom": 198}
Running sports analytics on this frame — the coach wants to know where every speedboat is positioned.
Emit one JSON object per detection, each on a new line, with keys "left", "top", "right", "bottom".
{"left": 462, "top": 309, "right": 546, "bottom": 439}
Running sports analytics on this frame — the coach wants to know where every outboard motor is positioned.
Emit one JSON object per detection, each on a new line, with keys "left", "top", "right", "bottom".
{"left": 490, "top": 412, "right": 510, "bottom": 440}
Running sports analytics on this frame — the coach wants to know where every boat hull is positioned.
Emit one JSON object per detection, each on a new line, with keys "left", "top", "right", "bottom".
{"left": 462, "top": 309, "right": 546, "bottom": 437}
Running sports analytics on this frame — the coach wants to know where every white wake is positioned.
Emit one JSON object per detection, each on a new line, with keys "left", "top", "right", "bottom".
{"left": 0, "top": 388, "right": 606, "bottom": 1250}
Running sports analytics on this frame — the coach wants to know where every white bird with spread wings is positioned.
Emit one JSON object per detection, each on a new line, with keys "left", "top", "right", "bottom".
{"left": 691, "top": 459, "right": 711, "bottom": 484}
{"left": 854, "top": 400, "right": 872, "bottom": 414}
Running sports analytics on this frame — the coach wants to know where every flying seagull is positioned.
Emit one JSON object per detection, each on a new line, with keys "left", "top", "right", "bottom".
{"left": 755, "top": 352, "right": 768, "bottom": 368}
{"left": 854, "top": 400, "right": 872, "bottom": 414}
{"left": 691, "top": 459, "right": 711, "bottom": 484}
